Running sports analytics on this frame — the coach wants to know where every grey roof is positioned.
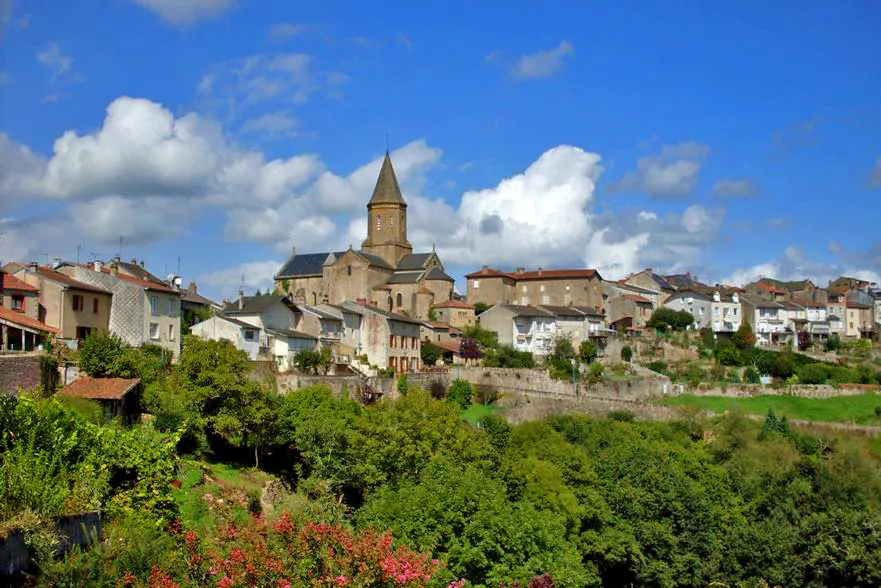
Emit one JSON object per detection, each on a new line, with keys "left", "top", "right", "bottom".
{"left": 397, "top": 253, "right": 433, "bottom": 270}
{"left": 538, "top": 305, "right": 587, "bottom": 317}
{"left": 651, "top": 273, "right": 675, "bottom": 291}
{"left": 275, "top": 251, "right": 343, "bottom": 279}
{"left": 367, "top": 153, "right": 406, "bottom": 206}
{"left": 571, "top": 306, "right": 605, "bottom": 317}
{"left": 223, "top": 295, "right": 294, "bottom": 316}
{"left": 356, "top": 250, "right": 394, "bottom": 270}
{"left": 425, "top": 267, "right": 455, "bottom": 282}
{"left": 266, "top": 328, "right": 316, "bottom": 340}
{"left": 180, "top": 287, "right": 218, "bottom": 308}
{"left": 300, "top": 304, "right": 343, "bottom": 321}
{"left": 216, "top": 315, "right": 259, "bottom": 330}
{"left": 340, "top": 301, "right": 422, "bottom": 324}
{"left": 313, "top": 303, "right": 344, "bottom": 320}
{"left": 664, "top": 273, "right": 695, "bottom": 289}
{"left": 117, "top": 260, "right": 166, "bottom": 285}
{"left": 387, "top": 271, "right": 423, "bottom": 284}
{"left": 739, "top": 294, "right": 783, "bottom": 309}
{"left": 667, "top": 288, "right": 712, "bottom": 301}
{"left": 493, "top": 304, "right": 555, "bottom": 318}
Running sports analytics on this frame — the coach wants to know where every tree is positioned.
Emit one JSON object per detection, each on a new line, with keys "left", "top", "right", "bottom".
{"left": 293, "top": 347, "right": 333, "bottom": 375}
{"left": 578, "top": 340, "right": 598, "bottom": 364}
{"left": 447, "top": 379, "right": 473, "bottom": 409}
{"left": 79, "top": 330, "right": 141, "bottom": 379}
{"left": 646, "top": 308, "right": 695, "bottom": 332}
{"left": 474, "top": 302, "right": 491, "bottom": 316}
{"left": 462, "top": 325, "right": 498, "bottom": 350}
{"left": 397, "top": 374, "right": 410, "bottom": 396}
{"left": 732, "top": 322, "right": 756, "bottom": 350}
{"left": 427, "top": 306, "right": 438, "bottom": 321}
{"left": 824, "top": 334, "right": 842, "bottom": 352}
{"left": 621, "top": 345, "right": 633, "bottom": 363}
{"left": 421, "top": 342, "right": 442, "bottom": 366}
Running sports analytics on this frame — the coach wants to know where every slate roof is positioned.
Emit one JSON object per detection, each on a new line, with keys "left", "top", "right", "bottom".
{"left": 368, "top": 153, "right": 407, "bottom": 206}
{"left": 0, "top": 271, "right": 39, "bottom": 293}
{"left": 267, "top": 328, "right": 316, "bottom": 340}
{"left": 651, "top": 273, "right": 675, "bottom": 291}
{"left": 667, "top": 288, "right": 712, "bottom": 301}
{"left": 223, "top": 296, "right": 293, "bottom": 315}
{"left": 116, "top": 261, "right": 166, "bottom": 285}
{"left": 621, "top": 294, "right": 654, "bottom": 305}
{"left": 664, "top": 273, "right": 695, "bottom": 289}
{"left": 387, "top": 272, "right": 423, "bottom": 284}
{"left": 215, "top": 315, "right": 258, "bottom": 330}
{"left": 340, "top": 301, "right": 422, "bottom": 324}
{"left": 571, "top": 306, "right": 605, "bottom": 317}
{"left": 397, "top": 253, "right": 433, "bottom": 270}
{"left": 59, "top": 377, "right": 140, "bottom": 400}
{"left": 538, "top": 305, "right": 587, "bottom": 317}
{"left": 425, "top": 267, "right": 455, "bottom": 282}
{"left": 356, "top": 251, "right": 394, "bottom": 270}
{"left": 492, "top": 304, "right": 555, "bottom": 317}
{"left": 739, "top": 294, "right": 784, "bottom": 309}
{"left": 35, "top": 267, "right": 111, "bottom": 294}
{"left": 275, "top": 251, "right": 344, "bottom": 279}
{"left": 300, "top": 304, "right": 343, "bottom": 321}
{"left": 464, "top": 267, "right": 600, "bottom": 281}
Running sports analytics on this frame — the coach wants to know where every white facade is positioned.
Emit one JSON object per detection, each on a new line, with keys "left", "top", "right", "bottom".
{"left": 190, "top": 315, "right": 262, "bottom": 359}
{"left": 664, "top": 291, "right": 712, "bottom": 329}
{"left": 712, "top": 292, "right": 741, "bottom": 334}
{"left": 512, "top": 314, "right": 557, "bottom": 355}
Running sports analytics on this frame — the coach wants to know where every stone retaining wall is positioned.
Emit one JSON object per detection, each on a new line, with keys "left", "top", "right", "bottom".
{"left": 0, "top": 511, "right": 101, "bottom": 576}
{"left": 0, "top": 353, "right": 42, "bottom": 395}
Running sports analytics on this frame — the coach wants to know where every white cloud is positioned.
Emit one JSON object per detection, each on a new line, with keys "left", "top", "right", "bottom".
{"left": 512, "top": 41, "right": 574, "bottom": 79}
{"left": 240, "top": 111, "right": 299, "bottom": 139}
{"left": 713, "top": 177, "right": 759, "bottom": 197}
{"left": 196, "top": 260, "right": 282, "bottom": 299}
{"left": 721, "top": 245, "right": 881, "bottom": 287}
{"left": 869, "top": 155, "right": 881, "bottom": 188}
{"left": 129, "top": 0, "right": 237, "bottom": 25}
{"left": 610, "top": 141, "right": 709, "bottom": 198}
{"left": 37, "top": 43, "right": 73, "bottom": 80}
{"left": 267, "top": 22, "right": 306, "bottom": 41}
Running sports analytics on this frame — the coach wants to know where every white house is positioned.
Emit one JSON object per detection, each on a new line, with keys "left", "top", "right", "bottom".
{"left": 478, "top": 304, "right": 557, "bottom": 356}
{"left": 190, "top": 315, "right": 264, "bottom": 359}
{"left": 711, "top": 290, "right": 741, "bottom": 335}
{"left": 740, "top": 294, "right": 788, "bottom": 346}
{"left": 663, "top": 289, "right": 712, "bottom": 330}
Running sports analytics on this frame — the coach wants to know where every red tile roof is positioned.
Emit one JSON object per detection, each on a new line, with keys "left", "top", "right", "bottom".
{"left": 464, "top": 267, "right": 508, "bottom": 278}
{"left": 36, "top": 267, "right": 111, "bottom": 294}
{"left": 622, "top": 294, "right": 653, "bottom": 304}
{"left": 0, "top": 306, "right": 60, "bottom": 334}
{"left": 433, "top": 299, "right": 474, "bottom": 310}
{"left": 59, "top": 376, "right": 140, "bottom": 400}
{"left": 101, "top": 269, "right": 176, "bottom": 293}
{"left": 0, "top": 271, "right": 39, "bottom": 293}
{"left": 424, "top": 339, "right": 462, "bottom": 354}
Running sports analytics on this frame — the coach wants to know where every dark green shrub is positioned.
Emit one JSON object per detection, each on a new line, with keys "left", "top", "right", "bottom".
{"left": 646, "top": 361, "right": 668, "bottom": 374}
{"left": 716, "top": 346, "right": 741, "bottom": 367}
{"left": 744, "top": 366, "right": 761, "bottom": 384}
{"left": 797, "top": 363, "right": 828, "bottom": 385}
{"left": 447, "top": 378, "right": 473, "bottom": 409}
{"left": 621, "top": 345, "right": 633, "bottom": 362}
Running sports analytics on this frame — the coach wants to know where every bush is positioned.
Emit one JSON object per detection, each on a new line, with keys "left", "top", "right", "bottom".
{"left": 588, "top": 362, "right": 605, "bottom": 382}
{"left": 797, "top": 363, "right": 828, "bottom": 385}
{"left": 483, "top": 345, "right": 535, "bottom": 368}
{"left": 447, "top": 378, "right": 473, "bottom": 409}
{"left": 607, "top": 410, "right": 635, "bottom": 422}
{"left": 79, "top": 330, "right": 140, "bottom": 379}
{"left": 429, "top": 379, "right": 447, "bottom": 400}
{"left": 700, "top": 328, "right": 716, "bottom": 350}
{"left": 421, "top": 343, "right": 442, "bottom": 367}
{"left": 824, "top": 334, "right": 842, "bottom": 352}
{"left": 397, "top": 374, "right": 409, "bottom": 396}
{"left": 646, "top": 308, "right": 694, "bottom": 331}
{"left": 646, "top": 361, "right": 668, "bottom": 374}
{"left": 621, "top": 345, "right": 633, "bottom": 363}
{"left": 717, "top": 346, "right": 742, "bottom": 367}
{"left": 578, "top": 340, "right": 598, "bottom": 364}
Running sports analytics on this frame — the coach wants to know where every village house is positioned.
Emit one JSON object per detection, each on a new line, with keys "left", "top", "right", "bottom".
{"left": 56, "top": 260, "right": 182, "bottom": 358}
{"left": 740, "top": 294, "right": 789, "bottom": 346}
{"left": 274, "top": 153, "right": 455, "bottom": 320}
{"left": 607, "top": 294, "right": 654, "bottom": 333}
{"left": 190, "top": 315, "right": 265, "bottom": 360}
{"left": 14, "top": 264, "right": 112, "bottom": 344}
{"left": 844, "top": 300, "right": 874, "bottom": 340}
{"left": 338, "top": 301, "right": 421, "bottom": 373}
{"left": 465, "top": 267, "right": 604, "bottom": 311}
{"left": 432, "top": 299, "right": 476, "bottom": 329}
{"left": 420, "top": 321, "right": 461, "bottom": 344}
{"left": 536, "top": 305, "right": 606, "bottom": 347}
{"left": 711, "top": 290, "right": 742, "bottom": 335}
{"left": 57, "top": 377, "right": 141, "bottom": 425}
{"left": 663, "top": 289, "right": 712, "bottom": 330}
{"left": 625, "top": 268, "right": 676, "bottom": 306}
{"left": 0, "top": 270, "right": 58, "bottom": 351}
{"left": 478, "top": 304, "right": 557, "bottom": 356}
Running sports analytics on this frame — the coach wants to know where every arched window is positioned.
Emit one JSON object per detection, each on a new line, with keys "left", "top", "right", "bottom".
{"left": 387, "top": 296, "right": 392, "bottom": 311}
{"left": 311, "top": 292, "right": 317, "bottom": 305}
{"left": 347, "top": 265, "right": 352, "bottom": 276}
{"left": 396, "top": 293, "right": 403, "bottom": 307}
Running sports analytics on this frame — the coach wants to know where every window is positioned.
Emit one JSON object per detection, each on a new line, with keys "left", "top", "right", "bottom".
{"left": 699, "top": 307, "right": 705, "bottom": 315}
{"left": 396, "top": 293, "right": 403, "bottom": 307}
{"left": 244, "top": 329, "right": 256, "bottom": 341}
{"left": 377, "top": 215, "right": 382, "bottom": 230}
{"left": 566, "top": 284, "right": 570, "bottom": 291}
{"left": 168, "top": 323, "right": 175, "bottom": 341}
{"left": 540, "top": 285, "right": 545, "bottom": 292}
{"left": 733, "top": 308, "right": 738, "bottom": 316}
{"left": 390, "top": 334, "right": 396, "bottom": 348}
{"left": 150, "top": 296, "right": 159, "bottom": 315}
{"left": 167, "top": 298, "right": 176, "bottom": 314}
{"left": 75, "top": 327, "right": 92, "bottom": 340}
{"left": 714, "top": 307, "right": 720, "bottom": 315}
{"left": 472, "top": 280, "right": 479, "bottom": 289}
{"left": 11, "top": 295, "right": 25, "bottom": 312}
{"left": 347, "top": 265, "right": 352, "bottom": 276}
{"left": 72, "top": 294, "right": 83, "bottom": 311}
{"left": 149, "top": 323, "right": 159, "bottom": 340}
{"left": 93, "top": 298, "right": 99, "bottom": 314}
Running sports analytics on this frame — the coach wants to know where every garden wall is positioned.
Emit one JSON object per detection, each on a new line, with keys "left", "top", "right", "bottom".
{"left": 0, "top": 353, "right": 42, "bottom": 395}
{"left": 0, "top": 511, "right": 101, "bottom": 576}
{"left": 683, "top": 383, "right": 877, "bottom": 399}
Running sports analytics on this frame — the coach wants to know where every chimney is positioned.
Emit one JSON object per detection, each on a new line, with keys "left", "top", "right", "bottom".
{"left": 110, "top": 263, "right": 119, "bottom": 277}
{"left": 52, "top": 257, "right": 62, "bottom": 269}
{"left": 645, "top": 267, "right": 652, "bottom": 273}
{"left": 188, "top": 281, "right": 198, "bottom": 293}
{"left": 29, "top": 261, "right": 39, "bottom": 270}
{"left": 538, "top": 267, "right": 543, "bottom": 275}
{"left": 130, "top": 258, "right": 137, "bottom": 264}
{"left": 238, "top": 286, "right": 245, "bottom": 310}
{"left": 516, "top": 266, "right": 525, "bottom": 273}
{"left": 94, "top": 260, "right": 103, "bottom": 273}
{"left": 356, "top": 298, "right": 367, "bottom": 306}
{"left": 482, "top": 265, "right": 488, "bottom": 271}
{"left": 292, "top": 246, "right": 297, "bottom": 257}
{"left": 140, "top": 260, "right": 145, "bottom": 268}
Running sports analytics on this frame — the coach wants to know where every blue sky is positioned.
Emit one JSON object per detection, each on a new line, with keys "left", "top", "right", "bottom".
{"left": 1, "top": 0, "right": 880, "bottom": 301}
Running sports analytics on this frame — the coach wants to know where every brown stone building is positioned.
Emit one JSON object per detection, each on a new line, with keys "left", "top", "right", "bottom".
{"left": 432, "top": 299, "right": 475, "bottom": 329}
{"left": 274, "top": 153, "right": 454, "bottom": 320}
{"left": 465, "top": 267, "right": 603, "bottom": 310}
{"left": 607, "top": 294, "right": 654, "bottom": 332}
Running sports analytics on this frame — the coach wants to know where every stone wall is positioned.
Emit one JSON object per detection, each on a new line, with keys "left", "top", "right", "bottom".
{"left": 277, "top": 372, "right": 394, "bottom": 401}
{"left": 0, "top": 353, "right": 43, "bottom": 395}
{"left": 684, "top": 383, "right": 877, "bottom": 399}
{"left": 0, "top": 511, "right": 101, "bottom": 576}
{"left": 499, "top": 391, "right": 679, "bottom": 424}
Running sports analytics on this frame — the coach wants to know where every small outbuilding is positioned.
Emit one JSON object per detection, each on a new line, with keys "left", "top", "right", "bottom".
{"left": 58, "top": 376, "right": 141, "bottom": 424}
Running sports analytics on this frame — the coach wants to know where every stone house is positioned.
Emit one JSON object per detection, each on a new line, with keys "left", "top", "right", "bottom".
{"left": 625, "top": 268, "right": 676, "bottom": 306}
{"left": 432, "top": 299, "right": 475, "bottom": 329}
{"left": 58, "top": 377, "right": 141, "bottom": 425}
{"left": 845, "top": 301, "right": 874, "bottom": 340}
{"left": 478, "top": 304, "right": 557, "bottom": 356}
{"left": 14, "top": 265, "right": 112, "bottom": 343}
{"left": 607, "top": 294, "right": 654, "bottom": 332}
{"left": 274, "top": 153, "right": 454, "bottom": 320}
{"left": 338, "top": 301, "right": 421, "bottom": 373}
{"left": 56, "top": 261, "right": 182, "bottom": 359}
{"left": 465, "top": 267, "right": 603, "bottom": 310}
{"left": 663, "top": 289, "right": 712, "bottom": 330}
{"left": 0, "top": 270, "right": 57, "bottom": 351}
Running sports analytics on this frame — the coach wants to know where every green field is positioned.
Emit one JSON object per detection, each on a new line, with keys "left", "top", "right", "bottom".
{"left": 661, "top": 393, "right": 881, "bottom": 425}
{"left": 461, "top": 403, "right": 503, "bottom": 426}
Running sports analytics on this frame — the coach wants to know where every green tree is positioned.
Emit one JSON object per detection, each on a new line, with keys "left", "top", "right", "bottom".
{"left": 646, "top": 308, "right": 695, "bottom": 331}
{"left": 79, "top": 330, "right": 140, "bottom": 379}
{"left": 293, "top": 347, "right": 333, "bottom": 375}
{"left": 621, "top": 345, "right": 633, "bottom": 362}
{"left": 420, "top": 342, "right": 442, "bottom": 366}
{"left": 397, "top": 374, "right": 410, "bottom": 396}
{"left": 473, "top": 302, "right": 491, "bottom": 316}
{"left": 462, "top": 325, "right": 498, "bottom": 350}
{"left": 427, "top": 306, "right": 438, "bottom": 321}
{"left": 824, "top": 333, "right": 842, "bottom": 352}
{"left": 732, "top": 322, "right": 756, "bottom": 350}
{"left": 578, "top": 340, "right": 598, "bottom": 364}
{"left": 447, "top": 378, "right": 473, "bottom": 409}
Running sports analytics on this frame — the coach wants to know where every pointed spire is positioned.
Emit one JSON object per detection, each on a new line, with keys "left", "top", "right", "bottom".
{"left": 368, "top": 152, "right": 406, "bottom": 207}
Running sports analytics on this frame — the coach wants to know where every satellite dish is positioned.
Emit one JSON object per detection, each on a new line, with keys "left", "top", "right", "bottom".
{"left": 174, "top": 277, "right": 182, "bottom": 286}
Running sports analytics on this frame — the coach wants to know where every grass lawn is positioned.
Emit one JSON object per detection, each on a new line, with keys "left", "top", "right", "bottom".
{"left": 660, "top": 393, "right": 881, "bottom": 425}
{"left": 461, "top": 403, "right": 503, "bottom": 426}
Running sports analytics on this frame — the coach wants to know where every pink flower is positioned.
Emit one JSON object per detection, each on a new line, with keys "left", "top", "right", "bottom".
{"left": 335, "top": 576, "right": 349, "bottom": 586}
{"left": 217, "top": 576, "right": 234, "bottom": 588}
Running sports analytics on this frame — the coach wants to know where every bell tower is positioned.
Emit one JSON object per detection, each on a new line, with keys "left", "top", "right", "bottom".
{"left": 361, "top": 152, "right": 412, "bottom": 267}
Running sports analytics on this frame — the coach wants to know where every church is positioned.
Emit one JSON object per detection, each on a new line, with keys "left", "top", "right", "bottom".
{"left": 274, "top": 152, "right": 456, "bottom": 320}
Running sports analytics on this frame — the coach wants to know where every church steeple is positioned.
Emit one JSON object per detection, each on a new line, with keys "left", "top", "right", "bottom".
{"left": 368, "top": 152, "right": 407, "bottom": 207}
{"left": 362, "top": 151, "right": 412, "bottom": 267}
